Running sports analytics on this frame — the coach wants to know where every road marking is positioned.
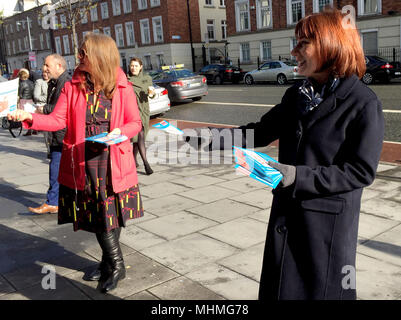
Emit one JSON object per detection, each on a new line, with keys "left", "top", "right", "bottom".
{"left": 209, "top": 89, "right": 245, "bottom": 92}
{"left": 195, "top": 101, "right": 401, "bottom": 113}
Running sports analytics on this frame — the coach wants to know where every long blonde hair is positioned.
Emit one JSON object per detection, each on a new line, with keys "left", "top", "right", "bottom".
{"left": 80, "top": 33, "right": 120, "bottom": 99}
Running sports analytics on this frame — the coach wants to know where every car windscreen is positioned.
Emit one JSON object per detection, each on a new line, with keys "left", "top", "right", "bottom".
{"left": 370, "top": 56, "right": 388, "bottom": 63}
{"left": 173, "top": 69, "right": 196, "bottom": 78}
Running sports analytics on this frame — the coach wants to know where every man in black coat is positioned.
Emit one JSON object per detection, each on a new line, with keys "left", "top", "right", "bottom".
{"left": 28, "top": 54, "right": 71, "bottom": 214}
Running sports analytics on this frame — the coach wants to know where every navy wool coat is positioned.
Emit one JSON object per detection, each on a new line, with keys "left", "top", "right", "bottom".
{"left": 235, "top": 75, "right": 384, "bottom": 299}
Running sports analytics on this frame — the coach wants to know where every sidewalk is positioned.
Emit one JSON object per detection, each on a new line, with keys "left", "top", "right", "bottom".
{"left": 0, "top": 126, "right": 401, "bottom": 300}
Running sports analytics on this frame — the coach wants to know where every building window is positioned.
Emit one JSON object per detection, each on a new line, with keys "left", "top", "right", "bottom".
{"left": 290, "top": 37, "right": 298, "bottom": 60}
{"left": 220, "top": 0, "right": 226, "bottom": 7}
{"left": 103, "top": 26, "right": 111, "bottom": 36}
{"left": 46, "top": 33, "right": 51, "bottom": 49}
{"left": 150, "top": 0, "right": 160, "bottom": 7}
{"left": 313, "top": 0, "right": 332, "bottom": 12}
{"left": 123, "top": 0, "right": 132, "bottom": 13}
{"left": 140, "top": 19, "right": 151, "bottom": 44}
{"left": 240, "top": 43, "right": 250, "bottom": 62}
{"left": 24, "top": 36, "right": 28, "bottom": 51}
{"left": 101, "top": 2, "right": 109, "bottom": 19}
{"left": 362, "top": 31, "right": 378, "bottom": 55}
{"left": 60, "top": 14, "right": 67, "bottom": 28}
{"left": 16, "top": 21, "right": 20, "bottom": 32}
{"left": 143, "top": 55, "right": 152, "bottom": 70}
{"left": 260, "top": 40, "right": 272, "bottom": 61}
{"left": 4, "top": 25, "right": 8, "bottom": 35}
{"left": 10, "top": 24, "right": 13, "bottom": 33}
{"left": 257, "top": 0, "right": 272, "bottom": 29}
{"left": 152, "top": 16, "right": 164, "bottom": 43}
{"left": 358, "top": 0, "right": 381, "bottom": 15}
{"left": 112, "top": 0, "right": 121, "bottom": 15}
{"left": 80, "top": 9, "right": 88, "bottom": 24}
{"left": 55, "top": 37, "right": 62, "bottom": 55}
{"left": 90, "top": 6, "right": 98, "bottom": 21}
{"left": 39, "top": 33, "right": 44, "bottom": 50}
{"left": 235, "top": 0, "right": 250, "bottom": 32}
{"left": 125, "top": 22, "right": 135, "bottom": 46}
{"left": 287, "top": 0, "right": 304, "bottom": 25}
{"left": 156, "top": 53, "right": 164, "bottom": 67}
{"left": 12, "top": 41, "right": 16, "bottom": 54}
{"left": 205, "top": 0, "right": 213, "bottom": 5}
{"left": 206, "top": 19, "right": 215, "bottom": 41}
{"left": 138, "top": 0, "right": 147, "bottom": 10}
{"left": 115, "top": 24, "right": 125, "bottom": 47}
{"left": 221, "top": 20, "right": 227, "bottom": 39}
{"left": 63, "top": 35, "right": 70, "bottom": 54}
{"left": 7, "top": 42, "right": 11, "bottom": 56}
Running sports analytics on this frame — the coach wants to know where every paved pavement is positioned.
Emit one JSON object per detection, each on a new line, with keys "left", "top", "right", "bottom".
{"left": 0, "top": 124, "right": 401, "bottom": 301}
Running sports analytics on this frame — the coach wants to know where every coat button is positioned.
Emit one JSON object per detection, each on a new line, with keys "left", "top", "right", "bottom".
{"left": 276, "top": 225, "right": 287, "bottom": 234}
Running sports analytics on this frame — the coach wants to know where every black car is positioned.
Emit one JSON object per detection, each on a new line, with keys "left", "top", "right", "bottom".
{"left": 151, "top": 65, "right": 208, "bottom": 102}
{"left": 362, "top": 55, "right": 401, "bottom": 84}
{"left": 198, "top": 64, "right": 244, "bottom": 85}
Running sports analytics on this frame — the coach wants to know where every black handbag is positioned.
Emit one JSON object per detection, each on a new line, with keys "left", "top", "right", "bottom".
{"left": 1, "top": 117, "right": 22, "bottom": 137}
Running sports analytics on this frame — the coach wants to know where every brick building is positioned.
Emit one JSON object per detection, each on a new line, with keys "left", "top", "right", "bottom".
{"left": 226, "top": 0, "right": 401, "bottom": 71}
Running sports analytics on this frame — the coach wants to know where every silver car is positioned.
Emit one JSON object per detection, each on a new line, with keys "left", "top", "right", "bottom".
{"left": 244, "top": 60, "right": 305, "bottom": 85}
{"left": 149, "top": 84, "right": 170, "bottom": 116}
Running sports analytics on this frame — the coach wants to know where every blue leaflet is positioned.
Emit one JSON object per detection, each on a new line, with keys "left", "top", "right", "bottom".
{"left": 233, "top": 146, "right": 283, "bottom": 189}
{"left": 85, "top": 132, "right": 128, "bottom": 145}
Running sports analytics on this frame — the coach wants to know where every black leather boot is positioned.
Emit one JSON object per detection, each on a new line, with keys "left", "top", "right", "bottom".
{"left": 101, "top": 228, "right": 126, "bottom": 293}
{"left": 83, "top": 233, "right": 112, "bottom": 281}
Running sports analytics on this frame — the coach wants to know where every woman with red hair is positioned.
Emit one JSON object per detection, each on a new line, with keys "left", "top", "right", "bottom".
{"left": 185, "top": 9, "right": 384, "bottom": 300}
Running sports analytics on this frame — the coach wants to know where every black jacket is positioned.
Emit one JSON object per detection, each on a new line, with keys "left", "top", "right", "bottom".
{"left": 18, "top": 79, "right": 34, "bottom": 100}
{"left": 210, "top": 75, "right": 384, "bottom": 300}
{"left": 44, "top": 70, "right": 71, "bottom": 147}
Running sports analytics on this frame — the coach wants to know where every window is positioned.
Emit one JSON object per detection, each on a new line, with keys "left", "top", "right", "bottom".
{"left": 256, "top": 0, "right": 272, "bottom": 29}
{"left": 156, "top": 53, "right": 164, "bottom": 68}
{"left": 112, "top": 0, "right": 121, "bottom": 15}
{"left": 207, "top": 19, "right": 215, "bottom": 40}
{"left": 24, "top": 36, "right": 28, "bottom": 51}
{"left": 260, "top": 40, "right": 272, "bottom": 61}
{"left": 4, "top": 25, "right": 8, "bottom": 35}
{"left": 103, "top": 27, "right": 111, "bottom": 36}
{"left": 101, "top": 2, "right": 109, "bottom": 19}
{"left": 220, "top": 0, "right": 226, "bottom": 7}
{"left": 63, "top": 35, "right": 70, "bottom": 54}
{"left": 10, "top": 24, "right": 13, "bottom": 33}
{"left": 123, "top": 0, "right": 132, "bottom": 13}
{"left": 7, "top": 42, "right": 11, "bottom": 56}
{"left": 55, "top": 37, "right": 62, "bottom": 55}
{"left": 37, "top": 15, "right": 41, "bottom": 26}
{"left": 358, "top": 0, "right": 381, "bottom": 15}
{"left": 18, "top": 39, "right": 22, "bottom": 52}
{"left": 39, "top": 33, "right": 44, "bottom": 50}
{"left": 362, "top": 30, "right": 378, "bottom": 55}
{"left": 313, "top": 0, "right": 332, "bottom": 12}
{"left": 235, "top": 0, "right": 250, "bottom": 32}
{"left": 93, "top": 29, "right": 100, "bottom": 33}
{"left": 138, "top": 0, "right": 147, "bottom": 10}
{"left": 152, "top": 16, "right": 164, "bottom": 43}
{"left": 140, "top": 19, "right": 151, "bottom": 44}
{"left": 221, "top": 20, "right": 227, "bottom": 39}
{"left": 16, "top": 21, "right": 20, "bottom": 32}
{"left": 90, "top": 6, "right": 98, "bottom": 21}
{"left": 12, "top": 41, "right": 16, "bottom": 54}
{"left": 287, "top": 0, "right": 304, "bottom": 25}
{"left": 143, "top": 55, "right": 152, "bottom": 70}
{"left": 54, "top": 16, "right": 59, "bottom": 29}
{"left": 125, "top": 22, "right": 135, "bottom": 46}
{"left": 240, "top": 43, "right": 250, "bottom": 62}
{"left": 150, "top": 0, "right": 160, "bottom": 7}
{"left": 60, "top": 14, "right": 67, "bottom": 28}
{"left": 115, "top": 24, "right": 125, "bottom": 47}
{"left": 46, "top": 33, "right": 51, "bottom": 49}
{"left": 205, "top": 0, "right": 213, "bottom": 5}
{"left": 81, "top": 9, "right": 88, "bottom": 24}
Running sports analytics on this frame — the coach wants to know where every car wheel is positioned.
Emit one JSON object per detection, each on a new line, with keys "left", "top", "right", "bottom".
{"left": 244, "top": 75, "right": 254, "bottom": 85}
{"left": 277, "top": 74, "right": 287, "bottom": 85}
{"left": 214, "top": 76, "right": 222, "bottom": 85}
{"left": 192, "top": 97, "right": 202, "bottom": 101}
{"left": 362, "top": 72, "right": 374, "bottom": 85}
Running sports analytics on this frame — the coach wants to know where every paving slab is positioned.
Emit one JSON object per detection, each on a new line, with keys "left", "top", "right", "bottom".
{"left": 247, "top": 210, "right": 270, "bottom": 224}
{"left": 140, "top": 182, "right": 190, "bottom": 199}
{"left": 185, "top": 263, "right": 259, "bottom": 300}
{"left": 187, "top": 198, "right": 262, "bottom": 223}
{"left": 148, "top": 276, "right": 225, "bottom": 300}
{"left": 200, "top": 217, "right": 268, "bottom": 249}
{"left": 125, "top": 290, "right": 159, "bottom": 300}
{"left": 358, "top": 213, "right": 400, "bottom": 239}
{"left": 215, "top": 176, "right": 266, "bottom": 193}
{"left": 229, "top": 189, "right": 273, "bottom": 210}
{"left": 361, "top": 198, "right": 401, "bottom": 221}
{"left": 180, "top": 185, "right": 240, "bottom": 204}
{"left": 171, "top": 174, "right": 225, "bottom": 188}
{"left": 368, "top": 179, "right": 401, "bottom": 193}
{"left": 120, "top": 224, "right": 166, "bottom": 251}
{"left": 137, "top": 172, "right": 182, "bottom": 186}
{"left": 142, "top": 194, "right": 202, "bottom": 217}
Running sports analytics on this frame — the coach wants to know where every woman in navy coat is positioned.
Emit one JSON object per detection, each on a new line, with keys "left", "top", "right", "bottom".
{"left": 186, "top": 9, "right": 384, "bottom": 299}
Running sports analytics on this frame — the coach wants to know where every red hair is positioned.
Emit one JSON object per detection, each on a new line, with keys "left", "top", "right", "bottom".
{"left": 295, "top": 9, "right": 366, "bottom": 78}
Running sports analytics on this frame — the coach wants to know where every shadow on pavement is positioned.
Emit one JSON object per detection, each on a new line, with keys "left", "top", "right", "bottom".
{"left": 0, "top": 142, "right": 48, "bottom": 164}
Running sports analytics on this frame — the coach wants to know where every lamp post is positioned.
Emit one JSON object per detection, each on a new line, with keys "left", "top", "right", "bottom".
{"left": 186, "top": 0, "right": 196, "bottom": 72}
{"left": 17, "top": 17, "right": 34, "bottom": 69}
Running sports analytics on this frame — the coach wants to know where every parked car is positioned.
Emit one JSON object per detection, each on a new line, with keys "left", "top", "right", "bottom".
{"left": 362, "top": 55, "right": 401, "bottom": 85}
{"left": 243, "top": 60, "right": 305, "bottom": 85}
{"left": 149, "top": 84, "right": 170, "bottom": 116}
{"left": 198, "top": 64, "right": 244, "bottom": 84}
{"left": 151, "top": 65, "right": 208, "bottom": 102}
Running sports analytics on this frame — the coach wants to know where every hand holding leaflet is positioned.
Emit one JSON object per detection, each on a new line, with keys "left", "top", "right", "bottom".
{"left": 85, "top": 132, "right": 128, "bottom": 145}
{"left": 233, "top": 146, "right": 283, "bottom": 189}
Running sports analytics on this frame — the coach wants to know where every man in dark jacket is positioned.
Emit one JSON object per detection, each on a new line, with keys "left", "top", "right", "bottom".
{"left": 28, "top": 54, "right": 71, "bottom": 214}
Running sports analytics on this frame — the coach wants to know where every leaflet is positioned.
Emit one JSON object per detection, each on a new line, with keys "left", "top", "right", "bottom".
{"left": 85, "top": 132, "right": 128, "bottom": 145}
{"left": 152, "top": 120, "right": 184, "bottom": 135}
{"left": 0, "top": 79, "right": 19, "bottom": 117}
{"left": 233, "top": 146, "right": 283, "bottom": 189}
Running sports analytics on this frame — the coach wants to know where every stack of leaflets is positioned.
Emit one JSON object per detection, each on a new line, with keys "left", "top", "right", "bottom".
{"left": 233, "top": 146, "right": 283, "bottom": 189}
{"left": 85, "top": 132, "right": 128, "bottom": 145}
{"left": 152, "top": 120, "right": 184, "bottom": 135}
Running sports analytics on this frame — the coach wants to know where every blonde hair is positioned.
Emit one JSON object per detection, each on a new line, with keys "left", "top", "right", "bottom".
{"left": 18, "top": 68, "right": 30, "bottom": 80}
{"left": 80, "top": 33, "right": 120, "bottom": 99}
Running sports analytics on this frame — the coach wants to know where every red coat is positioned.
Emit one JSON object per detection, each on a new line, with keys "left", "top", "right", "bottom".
{"left": 24, "top": 68, "right": 142, "bottom": 193}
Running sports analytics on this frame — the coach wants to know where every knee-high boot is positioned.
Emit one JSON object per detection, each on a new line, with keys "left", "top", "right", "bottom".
{"left": 100, "top": 228, "right": 126, "bottom": 293}
{"left": 83, "top": 233, "right": 112, "bottom": 281}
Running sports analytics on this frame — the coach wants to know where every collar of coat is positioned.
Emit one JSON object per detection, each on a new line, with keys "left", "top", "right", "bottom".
{"left": 71, "top": 67, "right": 129, "bottom": 89}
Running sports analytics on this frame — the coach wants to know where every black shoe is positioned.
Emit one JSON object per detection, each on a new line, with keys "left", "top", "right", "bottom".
{"left": 83, "top": 256, "right": 111, "bottom": 281}
{"left": 144, "top": 163, "right": 153, "bottom": 175}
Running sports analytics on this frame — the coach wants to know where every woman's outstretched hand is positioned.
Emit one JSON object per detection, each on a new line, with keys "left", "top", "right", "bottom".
{"left": 7, "top": 110, "right": 33, "bottom": 122}
{"left": 107, "top": 128, "right": 122, "bottom": 138}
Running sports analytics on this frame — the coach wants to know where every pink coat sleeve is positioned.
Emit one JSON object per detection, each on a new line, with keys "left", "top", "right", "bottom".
{"left": 23, "top": 84, "right": 69, "bottom": 132}
{"left": 118, "top": 84, "right": 142, "bottom": 139}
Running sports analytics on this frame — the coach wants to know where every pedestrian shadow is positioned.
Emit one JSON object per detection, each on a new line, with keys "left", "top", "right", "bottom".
{"left": 0, "top": 224, "right": 121, "bottom": 300}
{"left": 0, "top": 141, "right": 48, "bottom": 163}
{"left": 358, "top": 239, "right": 401, "bottom": 258}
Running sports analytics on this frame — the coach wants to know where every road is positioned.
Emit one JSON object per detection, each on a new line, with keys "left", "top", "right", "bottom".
{"left": 159, "top": 82, "right": 401, "bottom": 143}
